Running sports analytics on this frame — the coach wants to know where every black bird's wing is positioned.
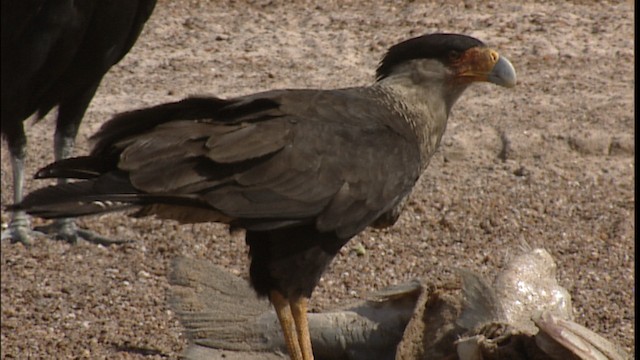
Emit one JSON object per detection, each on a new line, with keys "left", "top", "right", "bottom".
{"left": 1, "top": 0, "right": 91, "bottom": 124}
{"left": 20, "top": 88, "right": 422, "bottom": 239}
{"left": 1, "top": 0, "right": 156, "bottom": 126}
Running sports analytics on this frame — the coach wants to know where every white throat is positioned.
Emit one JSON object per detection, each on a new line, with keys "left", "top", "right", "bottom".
{"left": 373, "top": 59, "right": 469, "bottom": 170}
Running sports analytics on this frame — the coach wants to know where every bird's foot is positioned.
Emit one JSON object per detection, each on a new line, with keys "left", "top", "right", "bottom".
{"left": 34, "top": 219, "right": 132, "bottom": 246}
{"left": 1, "top": 218, "right": 45, "bottom": 246}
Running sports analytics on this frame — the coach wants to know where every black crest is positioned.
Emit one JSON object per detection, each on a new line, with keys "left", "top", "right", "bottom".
{"left": 376, "top": 33, "right": 485, "bottom": 80}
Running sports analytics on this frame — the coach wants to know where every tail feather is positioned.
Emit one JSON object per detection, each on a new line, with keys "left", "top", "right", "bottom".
{"left": 11, "top": 174, "right": 215, "bottom": 220}
{"left": 35, "top": 156, "right": 117, "bottom": 180}
{"left": 8, "top": 181, "right": 139, "bottom": 219}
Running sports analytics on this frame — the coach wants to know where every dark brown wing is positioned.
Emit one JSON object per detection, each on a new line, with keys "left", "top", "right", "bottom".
{"left": 20, "top": 88, "right": 422, "bottom": 239}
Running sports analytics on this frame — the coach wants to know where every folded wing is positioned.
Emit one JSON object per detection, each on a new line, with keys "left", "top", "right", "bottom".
{"left": 19, "top": 88, "right": 423, "bottom": 239}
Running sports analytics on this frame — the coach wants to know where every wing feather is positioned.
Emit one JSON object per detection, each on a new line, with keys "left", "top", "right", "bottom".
{"left": 205, "top": 119, "right": 291, "bottom": 163}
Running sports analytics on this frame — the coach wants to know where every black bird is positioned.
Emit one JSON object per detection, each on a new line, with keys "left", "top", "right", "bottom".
{"left": 1, "top": 0, "right": 157, "bottom": 244}
{"left": 13, "top": 33, "right": 516, "bottom": 359}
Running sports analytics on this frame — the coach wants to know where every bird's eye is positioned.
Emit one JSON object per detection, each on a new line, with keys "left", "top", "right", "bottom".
{"left": 448, "top": 50, "right": 462, "bottom": 61}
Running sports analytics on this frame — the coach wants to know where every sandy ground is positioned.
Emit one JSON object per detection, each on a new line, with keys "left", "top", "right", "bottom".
{"left": 1, "top": 0, "right": 634, "bottom": 358}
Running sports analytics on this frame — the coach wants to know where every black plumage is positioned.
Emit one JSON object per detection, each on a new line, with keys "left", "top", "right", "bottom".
{"left": 376, "top": 33, "right": 484, "bottom": 80}
{"left": 1, "top": 0, "right": 157, "bottom": 244}
{"left": 13, "top": 33, "right": 516, "bottom": 359}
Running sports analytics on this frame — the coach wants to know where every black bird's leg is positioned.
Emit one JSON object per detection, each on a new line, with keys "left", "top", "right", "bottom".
{"left": 1, "top": 124, "right": 43, "bottom": 245}
{"left": 34, "top": 86, "right": 130, "bottom": 245}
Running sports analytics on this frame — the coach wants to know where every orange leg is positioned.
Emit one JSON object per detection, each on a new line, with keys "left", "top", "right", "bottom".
{"left": 290, "top": 296, "right": 314, "bottom": 360}
{"left": 270, "top": 290, "right": 303, "bottom": 360}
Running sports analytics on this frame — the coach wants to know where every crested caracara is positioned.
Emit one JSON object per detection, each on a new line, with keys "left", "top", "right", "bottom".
{"left": 13, "top": 33, "right": 516, "bottom": 359}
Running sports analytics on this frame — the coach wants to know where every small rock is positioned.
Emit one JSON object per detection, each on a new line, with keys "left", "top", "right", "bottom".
{"left": 513, "top": 166, "right": 530, "bottom": 177}
{"left": 352, "top": 243, "right": 366, "bottom": 256}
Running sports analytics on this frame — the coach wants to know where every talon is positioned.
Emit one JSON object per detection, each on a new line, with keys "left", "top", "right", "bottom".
{"left": 1, "top": 221, "right": 44, "bottom": 246}
{"left": 34, "top": 219, "right": 132, "bottom": 245}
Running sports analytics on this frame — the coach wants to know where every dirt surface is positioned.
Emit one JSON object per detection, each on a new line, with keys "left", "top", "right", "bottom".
{"left": 1, "top": 0, "right": 634, "bottom": 358}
